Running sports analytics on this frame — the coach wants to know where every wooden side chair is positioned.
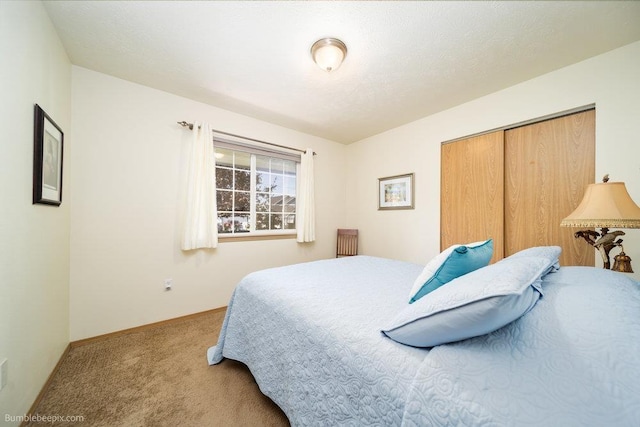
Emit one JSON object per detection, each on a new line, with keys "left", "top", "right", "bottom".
{"left": 337, "top": 229, "right": 358, "bottom": 257}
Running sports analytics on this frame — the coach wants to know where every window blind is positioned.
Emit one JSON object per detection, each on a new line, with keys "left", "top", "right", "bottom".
{"left": 213, "top": 135, "right": 301, "bottom": 163}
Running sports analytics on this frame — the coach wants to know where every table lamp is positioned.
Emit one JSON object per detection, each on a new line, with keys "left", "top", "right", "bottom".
{"left": 560, "top": 175, "right": 640, "bottom": 272}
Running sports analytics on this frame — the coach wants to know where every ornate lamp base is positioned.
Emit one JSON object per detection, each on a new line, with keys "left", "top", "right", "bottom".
{"left": 573, "top": 227, "right": 630, "bottom": 271}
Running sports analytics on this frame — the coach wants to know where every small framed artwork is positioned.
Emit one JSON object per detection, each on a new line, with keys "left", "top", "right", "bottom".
{"left": 378, "top": 173, "right": 415, "bottom": 210}
{"left": 33, "top": 104, "right": 64, "bottom": 206}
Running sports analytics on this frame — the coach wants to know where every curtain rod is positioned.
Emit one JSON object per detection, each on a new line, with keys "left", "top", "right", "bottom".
{"left": 177, "top": 121, "right": 315, "bottom": 155}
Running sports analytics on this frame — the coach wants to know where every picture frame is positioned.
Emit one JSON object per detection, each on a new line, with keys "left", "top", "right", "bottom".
{"left": 33, "top": 104, "right": 64, "bottom": 206}
{"left": 378, "top": 173, "right": 414, "bottom": 210}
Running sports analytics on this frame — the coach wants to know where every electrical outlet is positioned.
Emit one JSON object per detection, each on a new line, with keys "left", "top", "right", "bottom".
{"left": 0, "top": 358, "right": 7, "bottom": 391}
{"left": 164, "top": 278, "right": 173, "bottom": 291}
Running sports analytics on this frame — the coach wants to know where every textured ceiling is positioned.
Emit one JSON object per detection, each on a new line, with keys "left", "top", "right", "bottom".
{"left": 43, "top": 1, "right": 640, "bottom": 144}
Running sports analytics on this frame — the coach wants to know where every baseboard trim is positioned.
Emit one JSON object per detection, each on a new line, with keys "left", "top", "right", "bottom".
{"left": 21, "top": 343, "right": 71, "bottom": 427}
{"left": 70, "top": 307, "right": 227, "bottom": 348}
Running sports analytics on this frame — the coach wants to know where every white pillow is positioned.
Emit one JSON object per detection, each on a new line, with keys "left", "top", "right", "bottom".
{"left": 383, "top": 247, "right": 561, "bottom": 347}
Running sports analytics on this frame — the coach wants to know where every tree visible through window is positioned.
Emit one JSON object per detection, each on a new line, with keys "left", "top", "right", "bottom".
{"left": 215, "top": 146, "right": 297, "bottom": 235}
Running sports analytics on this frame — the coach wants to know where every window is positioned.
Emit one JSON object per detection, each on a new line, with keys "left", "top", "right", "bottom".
{"left": 215, "top": 143, "right": 298, "bottom": 236}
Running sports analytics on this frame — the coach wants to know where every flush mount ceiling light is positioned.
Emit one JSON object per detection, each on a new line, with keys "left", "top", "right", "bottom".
{"left": 310, "top": 38, "right": 347, "bottom": 72}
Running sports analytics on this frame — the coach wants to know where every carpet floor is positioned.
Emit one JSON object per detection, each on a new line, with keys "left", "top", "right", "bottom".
{"left": 26, "top": 310, "right": 289, "bottom": 426}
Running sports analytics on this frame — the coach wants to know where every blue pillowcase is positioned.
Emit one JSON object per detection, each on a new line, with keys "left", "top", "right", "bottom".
{"left": 408, "top": 239, "right": 493, "bottom": 303}
{"left": 383, "top": 246, "right": 561, "bottom": 348}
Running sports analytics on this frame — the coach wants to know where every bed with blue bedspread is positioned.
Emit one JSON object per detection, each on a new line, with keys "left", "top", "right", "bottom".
{"left": 208, "top": 248, "right": 640, "bottom": 426}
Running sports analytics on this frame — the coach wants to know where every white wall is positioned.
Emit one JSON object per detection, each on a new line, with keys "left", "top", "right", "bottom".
{"left": 69, "top": 67, "right": 346, "bottom": 340}
{"left": 0, "top": 1, "right": 71, "bottom": 422}
{"left": 346, "top": 41, "right": 640, "bottom": 280}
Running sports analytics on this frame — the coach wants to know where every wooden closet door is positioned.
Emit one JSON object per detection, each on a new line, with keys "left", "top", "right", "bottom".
{"left": 504, "top": 109, "right": 595, "bottom": 266}
{"left": 441, "top": 131, "right": 504, "bottom": 263}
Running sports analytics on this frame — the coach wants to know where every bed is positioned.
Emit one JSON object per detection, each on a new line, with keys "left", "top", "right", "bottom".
{"left": 208, "top": 249, "right": 640, "bottom": 426}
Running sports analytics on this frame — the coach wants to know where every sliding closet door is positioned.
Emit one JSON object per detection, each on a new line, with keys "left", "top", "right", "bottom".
{"left": 441, "top": 131, "right": 504, "bottom": 263}
{"left": 504, "top": 109, "right": 595, "bottom": 266}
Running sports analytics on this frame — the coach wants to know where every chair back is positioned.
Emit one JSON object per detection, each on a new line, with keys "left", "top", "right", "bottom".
{"left": 337, "top": 229, "right": 358, "bottom": 257}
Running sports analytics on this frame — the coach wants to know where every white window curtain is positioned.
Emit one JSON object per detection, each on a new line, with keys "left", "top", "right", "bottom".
{"left": 296, "top": 149, "right": 315, "bottom": 243}
{"left": 181, "top": 122, "right": 218, "bottom": 250}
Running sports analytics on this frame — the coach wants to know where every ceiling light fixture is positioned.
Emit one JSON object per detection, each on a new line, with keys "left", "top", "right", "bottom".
{"left": 310, "top": 38, "right": 347, "bottom": 72}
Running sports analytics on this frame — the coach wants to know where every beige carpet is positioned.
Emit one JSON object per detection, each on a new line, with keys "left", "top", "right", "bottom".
{"left": 26, "top": 310, "right": 289, "bottom": 426}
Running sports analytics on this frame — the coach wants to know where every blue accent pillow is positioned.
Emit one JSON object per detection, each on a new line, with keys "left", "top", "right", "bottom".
{"left": 382, "top": 246, "right": 562, "bottom": 348}
{"left": 409, "top": 239, "right": 493, "bottom": 303}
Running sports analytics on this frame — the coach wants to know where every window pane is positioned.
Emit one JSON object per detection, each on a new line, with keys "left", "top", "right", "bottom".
{"left": 218, "top": 213, "right": 233, "bottom": 234}
{"left": 235, "top": 151, "right": 251, "bottom": 170}
{"left": 270, "top": 175, "right": 283, "bottom": 194}
{"left": 270, "top": 195, "right": 283, "bottom": 212}
{"left": 284, "top": 160, "right": 296, "bottom": 174}
{"left": 216, "top": 167, "right": 233, "bottom": 190}
{"left": 271, "top": 159, "right": 284, "bottom": 174}
{"left": 270, "top": 213, "right": 283, "bottom": 230}
{"left": 256, "top": 213, "right": 269, "bottom": 230}
{"left": 256, "top": 156, "right": 269, "bottom": 173}
{"left": 234, "top": 191, "right": 250, "bottom": 212}
{"left": 234, "top": 214, "right": 250, "bottom": 232}
{"left": 284, "top": 214, "right": 296, "bottom": 230}
{"left": 285, "top": 195, "right": 296, "bottom": 211}
{"left": 217, "top": 190, "right": 232, "bottom": 211}
{"left": 215, "top": 148, "right": 233, "bottom": 167}
{"left": 256, "top": 172, "right": 270, "bottom": 192}
{"left": 256, "top": 193, "right": 269, "bottom": 212}
{"left": 284, "top": 176, "right": 296, "bottom": 196}
{"left": 235, "top": 170, "right": 250, "bottom": 191}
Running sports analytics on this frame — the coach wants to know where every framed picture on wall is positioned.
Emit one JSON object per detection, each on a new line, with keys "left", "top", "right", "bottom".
{"left": 378, "top": 173, "right": 414, "bottom": 210}
{"left": 33, "top": 104, "right": 64, "bottom": 206}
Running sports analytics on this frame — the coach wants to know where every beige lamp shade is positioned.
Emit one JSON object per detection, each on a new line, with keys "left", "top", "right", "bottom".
{"left": 561, "top": 181, "right": 640, "bottom": 228}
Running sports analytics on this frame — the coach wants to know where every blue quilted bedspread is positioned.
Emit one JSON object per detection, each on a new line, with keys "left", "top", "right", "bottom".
{"left": 403, "top": 266, "right": 640, "bottom": 427}
{"left": 208, "top": 256, "right": 428, "bottom": 425}
{"left": 208, "top": 257, "right": 640, "bottom": 426}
